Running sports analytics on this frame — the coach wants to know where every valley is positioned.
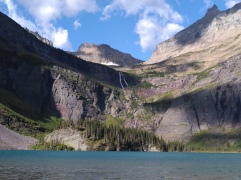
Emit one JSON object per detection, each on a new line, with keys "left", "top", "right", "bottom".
{"left": 1, "top": 3, "right": 241, "bottom": 152}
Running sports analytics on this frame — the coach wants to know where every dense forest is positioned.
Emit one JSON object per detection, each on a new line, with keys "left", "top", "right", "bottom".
{"left": 52, "top": 120, "right": 185, "bottom": 152}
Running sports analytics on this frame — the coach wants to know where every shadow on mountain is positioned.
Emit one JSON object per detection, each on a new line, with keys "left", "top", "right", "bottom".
{"left": 0, "top": 52, "right": 61, "bottom": 124}
{"left": 144, "top": 81, "right": 241, "bottom": 128}
{"left": 0, "top": 11, "right": 139, "bottom": 88}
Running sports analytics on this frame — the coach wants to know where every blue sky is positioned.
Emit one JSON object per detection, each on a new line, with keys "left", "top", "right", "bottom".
{"left": 0, "top": 0, "right": 240, "bottom": 61}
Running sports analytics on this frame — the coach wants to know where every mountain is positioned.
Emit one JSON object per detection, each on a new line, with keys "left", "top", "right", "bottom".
{"left": 24, "top": 28, "right": 53, "bottom": 46}
{"left": 73, "top": 43, "right": 143, "bottom": 67}
{"left": 130, "top": 3, "right": 241, "bottom": 146}
{"left": 0, "top": 11, "right": 145, "bottom": 150}
{"left": 2, "top": 3, "right": 241, "bottom": 151}
{"left": 145, "top": 4, "right": 241, "bottom": 68}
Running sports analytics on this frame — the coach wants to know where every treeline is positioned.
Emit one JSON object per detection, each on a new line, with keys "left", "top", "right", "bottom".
{"left": 59, "top": 120, "right": 185, "bottom": 152}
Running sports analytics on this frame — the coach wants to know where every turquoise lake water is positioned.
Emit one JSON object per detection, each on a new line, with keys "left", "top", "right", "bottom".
{"left": 0, "top": 151, "right": 241, "bottom": 179}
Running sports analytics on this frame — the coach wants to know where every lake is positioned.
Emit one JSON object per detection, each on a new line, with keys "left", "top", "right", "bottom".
{"left": 0, "top": 151, "right": 241, "bottom": 179}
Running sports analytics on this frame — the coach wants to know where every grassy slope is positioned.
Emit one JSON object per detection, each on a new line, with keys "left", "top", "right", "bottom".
{"left": 0, "top": 88, "right": 62, "bottom": 136}
{"left": 186, "top": 127, "right": 241, "bottom": 152}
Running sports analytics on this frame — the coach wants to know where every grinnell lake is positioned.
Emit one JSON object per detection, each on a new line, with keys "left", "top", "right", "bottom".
{"left": 1, "top": 151, "right": 241, "bottom": 179}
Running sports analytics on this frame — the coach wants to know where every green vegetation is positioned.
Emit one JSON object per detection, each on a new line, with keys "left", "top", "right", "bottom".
{"left": 0, "top": 88, "right": 63, "bottom": 144}
{"left": 144, "top": 71, "right": 165, "bottom": 78}
{"left": 76, "top": 120, "right": 170, "bottom": 151}
{"left": 186, "top": 128, "right": 241, "bottom": 152}
{"left": 146, "top": 91, "right": 174, "bottom": 109}
{"left": 32, "top": 133, "right": 74, "bottom": 151}
{"left": 105, "top": 114, "right": 124, "bottom": 128}
{"left": 131, "top": 101, "right": 138, "bottom": 109}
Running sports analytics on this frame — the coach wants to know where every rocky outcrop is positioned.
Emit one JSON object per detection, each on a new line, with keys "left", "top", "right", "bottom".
{"left": 73, "top": 43, "right": 143, "bottom": 67}
{"left": 45, "top": 128, "right": 87, "bottom": 150}
{"left": 24, "top": 28, "right": 53, "bottom": 46}
{"left": 146, "top": 3, "right": 241, "bottom": 65}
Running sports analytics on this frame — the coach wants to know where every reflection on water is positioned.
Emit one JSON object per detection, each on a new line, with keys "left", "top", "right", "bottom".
{"left": 0, "top": 151, "right": 241, "bottom": 179}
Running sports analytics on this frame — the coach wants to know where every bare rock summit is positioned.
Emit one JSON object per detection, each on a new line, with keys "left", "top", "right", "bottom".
{"left": 73, "top": 43, "right": 143, "bottom": 67}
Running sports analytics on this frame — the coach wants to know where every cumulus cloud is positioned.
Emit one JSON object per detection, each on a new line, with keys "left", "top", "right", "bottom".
{"left": 73, "top": 20, "right": 81, "bottom": 30}
{"left": 17, "top": 0, "right": 99, "bottom": 24}
{"left": 0, "top": 0, "right": 99, "bottom": 50}
{"left": 225, "top": 0, "right": 241, "bottom": 8}
{"left": 1, "top": 0, "right": 38, "bottom": 31}
{"left": 101, "top": 0, "right": 184, "bottom": 52}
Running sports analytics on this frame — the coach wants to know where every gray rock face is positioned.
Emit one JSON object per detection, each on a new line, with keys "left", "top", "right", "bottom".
{"left": 152, "top": 54, "right": 241, "bottom": 142}
{"left": 73, "top": 43, "right": 143, "bottom": 67}
{"left": 45, "top": 128, "right": 87, "bottom": 150}
{"left": 0, "top": 11, "right": 136, "bottom": 124}
{"left": 128, "top": 3, "right": 241, "bottom": 142}
{"left": 0, "top": 56, "right": 125, "bottom": 123}
{"left": 146, "top": 3, "right": 241, "bottom": 65}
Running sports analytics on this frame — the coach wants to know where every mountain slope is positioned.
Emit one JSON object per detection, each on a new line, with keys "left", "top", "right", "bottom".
{"left": 2, "top": 3, "right": 241, "bottom": 151}
{"left": 127, "top": 3, "right": 241, "bottom": 143}
{"left": 145, "top": 3, "right": 241, "bottom": 70}
{"left": 73, "top": 43, "right": 143, "bottom": 67}
{"left": 0, "top": 11, "right": 139, "bottom": 130}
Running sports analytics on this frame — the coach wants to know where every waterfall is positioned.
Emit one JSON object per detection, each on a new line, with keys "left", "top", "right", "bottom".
{"left": 119, "top": 72, "right": 128, "bottom": 90}
{"left": 120, "top": 72, "right": 128, "bottom": 86}
{"left": 119, "top": 72, "right": 124, "bottom": 89}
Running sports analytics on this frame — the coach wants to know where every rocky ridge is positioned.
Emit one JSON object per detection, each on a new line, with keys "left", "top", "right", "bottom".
{"left": 73, "top": 43, "right": 143, "bottom": 67}
{"left": 131, "top": 3, "right": 241, "bottom": 142}
{"left": 146, "top": 3, "right": 241, "bottom": 69}
{"left": 45, "top": 128, "right": 87, "bottom": 150}
{"left": 25, "top": 28, "right": 53, "bottom": 46}
{"left": 0, "top": 11, "right": 139, "bottom": 125}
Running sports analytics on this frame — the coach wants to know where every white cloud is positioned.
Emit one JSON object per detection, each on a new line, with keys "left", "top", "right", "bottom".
{"left": 102, "top": 0, "right": 184, "bottom": 52}
{"left": 136, "top": 16, "right": 183, "bottom": 52}
{"left": 0, "top": 0, "right": 99, "bottom": 50}
{"left": 203, "top": 0, "right": 213, "bottom": 8}
{"left": 17, "top": 0, "right": 99, "bottom": 24}
{"left": 225, "top": 0, "right": 241, "bottom": 8}
{"left": 52, "top": 27, "right": 72, "bottom": 49}
{"left": 1, "top": 0, "right": 38, "bottom": 31}
{"left": 73, "top": 20, "right": 81, "bottom": 30}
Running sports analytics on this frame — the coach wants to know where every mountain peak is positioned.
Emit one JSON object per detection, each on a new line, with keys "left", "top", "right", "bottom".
{"left": 205, "top": 4, "right": 220, "bottom": 17}
{"left": 74, "top": 43, "right": 143, "bottom": 67}
{"left": 146, "top": 2, "right": 241, "bottom": 65}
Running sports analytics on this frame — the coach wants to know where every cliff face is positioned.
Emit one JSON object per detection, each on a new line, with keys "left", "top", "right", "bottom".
{"left": 0, "top": 11, "right": 138, "bottom": 125}
{"left": 145, "top": 4, "right": 241, "bottom": 67}
{"left": 130, "top": 3, "right": 241, "bottom": 142}
{"left": 73, "top": 43, "right": 143, "bottom": 67}
{"left": 155, "top": 55, "right": 241, "bottom": 142}
{"left": 0, "top": 56, "right": 125, "bottom": 122}
{"left": 2, "top": 3, "right": 241, "bottom": 146}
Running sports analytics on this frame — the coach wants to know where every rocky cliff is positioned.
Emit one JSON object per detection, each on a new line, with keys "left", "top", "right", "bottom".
{"left": 0, "top": 11, "right": 138, "bottom": 126}
{"left": 128, "top": 3, "right": 241, "bottom": 142}
{"left": 1, "top": 2, "right": 241, "bottom": 148}
{"left": 146, "top": 4, "right": 241, "bottom": 68}
{"left": 73, "top": 43, "right": 143, "bottom": 67}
